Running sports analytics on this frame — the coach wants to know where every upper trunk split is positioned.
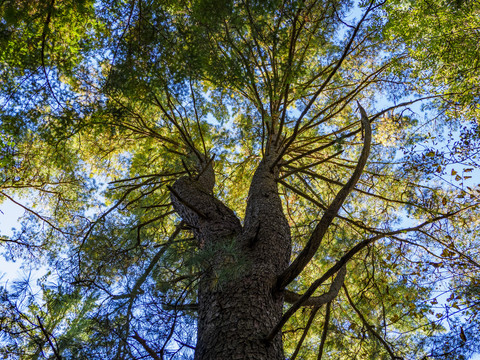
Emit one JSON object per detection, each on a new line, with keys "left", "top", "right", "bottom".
{"left": 170, "top": 149, "right": 292, "bottom": 360}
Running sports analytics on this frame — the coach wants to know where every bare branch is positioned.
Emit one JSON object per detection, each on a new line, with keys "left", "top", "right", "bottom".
{"left": 162, "top": 303, "right": 199, "bottom": 311}
{"left": 278, "top": 150, "right": 344, "bottom": 180}
{"left": 0, "top": 191, "right": 70, "bottom": 235}
{"left": 271, "top": 0, "right": 376, "bottom": 168}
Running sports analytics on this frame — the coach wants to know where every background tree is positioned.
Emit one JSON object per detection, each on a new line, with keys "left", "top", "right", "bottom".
{"left": 1, "top": 0, "right": 480, "bottom": 359}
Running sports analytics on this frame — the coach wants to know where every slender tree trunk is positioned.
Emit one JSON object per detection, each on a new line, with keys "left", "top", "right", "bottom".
{"left": 171, "top": 152, "right": 291, "bottom": 360}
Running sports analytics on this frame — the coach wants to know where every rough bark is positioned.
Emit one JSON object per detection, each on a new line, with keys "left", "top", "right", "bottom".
{"left": 170, "top": 151, "right": 291, "bottom": 360}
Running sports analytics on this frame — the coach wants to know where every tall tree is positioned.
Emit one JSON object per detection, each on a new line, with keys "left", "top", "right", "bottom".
{"left": 1, "top": 0, "right": 479, "bottom": 359}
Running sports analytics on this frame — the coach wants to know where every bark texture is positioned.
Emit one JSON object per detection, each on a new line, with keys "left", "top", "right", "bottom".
{"left": 170, "top": 152, "right": 291, "bottom": 360}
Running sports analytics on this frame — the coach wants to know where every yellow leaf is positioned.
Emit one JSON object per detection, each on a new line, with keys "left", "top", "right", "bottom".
{"left": 441, "top": 248, "right": 454, "bottom": 258}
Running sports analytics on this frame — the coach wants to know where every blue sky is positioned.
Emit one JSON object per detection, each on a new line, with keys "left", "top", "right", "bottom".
{"left": 0, "top": 197, "right": 25, "bottom": 284}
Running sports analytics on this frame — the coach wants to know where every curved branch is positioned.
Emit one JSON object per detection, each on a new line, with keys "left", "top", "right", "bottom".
{"left": 275, "top": 103, "right": 371, "bottom": 292}
{"left": 0, "top": 191, "right": 70, "bottom": 235}
{"left": 284, "top": 264, "right": 347, "bottom": 307}
{"left": 266, "top": 265, "right": 346, "bottom": 342}
{"left": 170, "top": 165, "right": 242, "bottom": 247}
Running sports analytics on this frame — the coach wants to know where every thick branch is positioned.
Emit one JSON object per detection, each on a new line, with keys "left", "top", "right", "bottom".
{"left": 167, "top": 185, "right": 207, "bottom": 218}
{"left": 170, "top": 167, "right": 241, "bottom": 247}
{"left": 275, "top": 104, "right": 371, "bottom": 291}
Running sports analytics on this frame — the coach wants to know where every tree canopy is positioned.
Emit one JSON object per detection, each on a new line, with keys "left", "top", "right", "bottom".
{"left": 1, "top": 0, "right": 480, "bottom": 359}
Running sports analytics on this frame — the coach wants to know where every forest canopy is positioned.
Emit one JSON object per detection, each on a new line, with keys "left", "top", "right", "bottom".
{"left": 1, "top": 0, "right": 480, "bottom": 359}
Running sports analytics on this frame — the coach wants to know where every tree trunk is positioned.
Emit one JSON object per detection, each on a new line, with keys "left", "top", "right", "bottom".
{"left": 170, "top": 153, "right": 291, "bottom": 360}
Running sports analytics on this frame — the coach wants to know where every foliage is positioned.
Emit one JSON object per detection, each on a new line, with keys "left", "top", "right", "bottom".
{"left": 1, "top": 0, "right": 480, "bottom": 359}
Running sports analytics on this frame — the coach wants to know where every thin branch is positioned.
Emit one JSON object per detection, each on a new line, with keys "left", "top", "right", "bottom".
{"left": 417, "top": 229, "right": 480, "bottom": 269}
{"left": 109, "top": 171, "right": 186, "bottom": 185}
{"left": 132, "top": 331, "right": 162, "bottom": 360}
{"left": 41, "top": 0, "right": 63, "bottom": 109}
{"left": 162, "top": 303, "right": 199, "bottom": 311}
{"left": 153, "top": 93, "right": 199, "bottom": 157}
{"left": 36, "top": 316, "right": 62, "bottom": 360}
{"left": 290, "top": 306, "right": 320, "bottom": 360}
{"left": 294, "top": 168, "right": 421, "bottom": 208}
{"left": 0, "top": 192, "right": 69, "bottom": 235}
{"left": 189, "top": 80, "right": 208, "bottom": 157}
{"left": 343, "top": 285, "right": 400, "bottom": 360}
{"left": 133, "top": 211, "right": 175, "bottom": 246}
{"left": 174, "top": 339, "right": 196, "bottom": 350}
{"left": 316, "top": 301, "right": 331, "bottom": 360}
{"left": 278, "top": 150, "right": 343, "bottom": 180}
{"left": 271, "top": 0, "right": 376, "bottom": 168}
{"left": 112, "top": 222, "right": 184, "bottom": 300}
